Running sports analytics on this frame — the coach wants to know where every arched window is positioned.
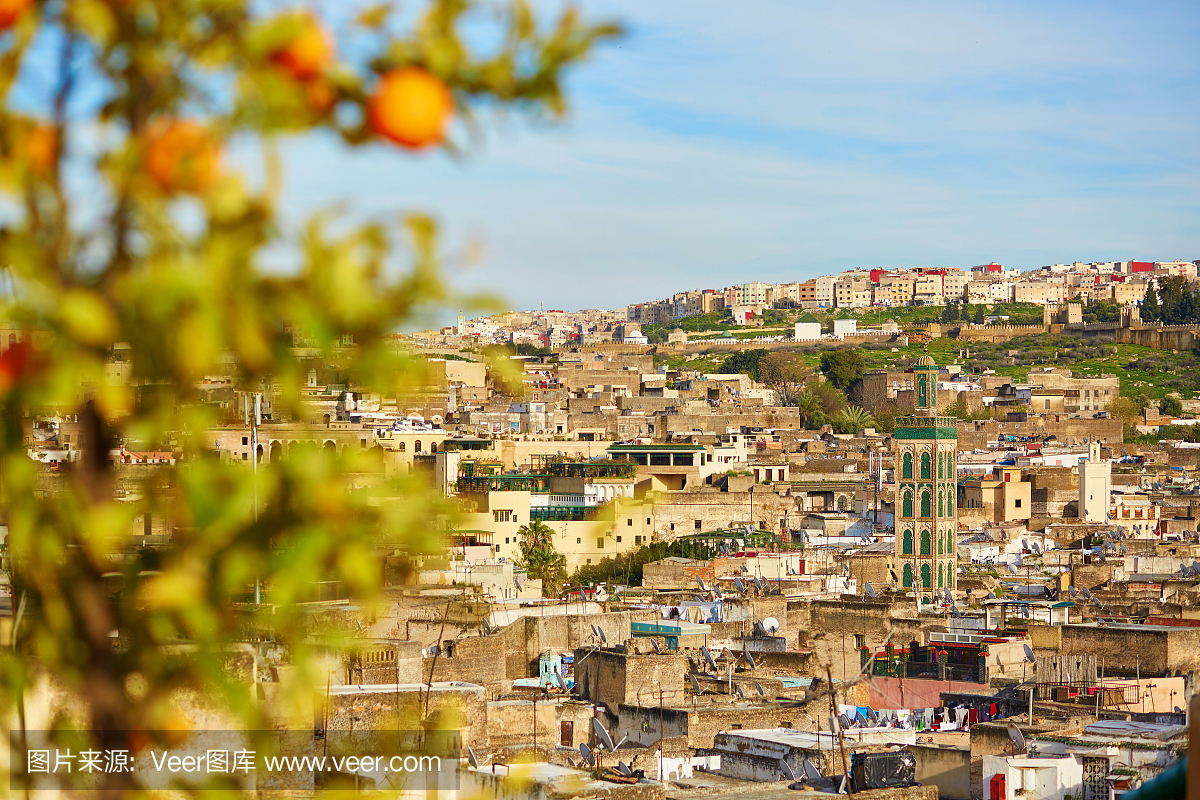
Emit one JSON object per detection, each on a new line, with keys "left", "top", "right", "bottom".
{"left": 938, "top": 454, "right": 944, "bottom": 479}
{"left": 918, "top": 377, "right": 927, "bottom": 407}
{"left": 902, "top": 529, "right": 913, "bottom": 555}
{"left": 903, "top": 490, "right": 913, "bottom": 518}
{"left": 415, "top": 440, "right": 422, "bottom": 453}
{"left": 947, "top": 492, "right": 954, "bottom": 516}
{"left": 938, "top": 490, "right": 944, "bottom": 518}
{"left": 902, "top": 452, "right": 913, "bottom": 480}
{"left": 948, "top": 532, "right": 955, "bottom": 554}
{"left": 921, "top": 453, "right": 931, "bottom": 480}
{"left": 397, "top": 442, "right": 405, "bottom": 452}
{"left": 903, "top": 564, "right": 913, "bottom": 588}
{"left": 921, "top": 490, "right": 931, "bottom": 518}
{"left": 938, "top": 564, "right": 944, "bottom": 588}
{"left": 431, "top": 442, "right": 438, "bottom": 453}
{"left": 921, "top": 563, "right": 931, "bottom": 589}
{"left": 920, "top": 530, "right": 930, "bottom": 555}
{"left": 937, "top": 529, "right": 944, "bottom": 554}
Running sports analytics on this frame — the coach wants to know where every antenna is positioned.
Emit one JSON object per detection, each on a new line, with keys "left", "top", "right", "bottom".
{"left": 597, "top": 626, "right": 607, "bottom": 644}
{"left": 616, "top": 761, "right": 633, "bottom": 777}
{"left": 1023, "top": 644, "right": 1035, "bottom": 663}
{"left": 802, "top": 760, "right": 822, "bottom": 783}
{"left": 742, "top": 649, "right": 758, "bottom": 670}
{"left": 735, "top": 684, "right": 746, "bottom": 699}
{"left": 652, "top": 638, "right": 663, "bottom": 654}
{"left": 865, "top": 582, "right": 877, "bottom": 599}
{"left": 780, "top": 759, "right": 797, "bottom": 781}
{"left": 755, "top": 682, "right": 765, "bottom": 696}
{"left": 701, "top": 646, "right": 718, "bottom": 671}
{"left": 467, "top": 746, "right": 479, "bottom": 769}
{"left": 579, "top": 743, "right": 595, "bottom": 767}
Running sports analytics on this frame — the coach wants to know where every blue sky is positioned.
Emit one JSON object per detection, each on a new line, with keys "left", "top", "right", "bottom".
{"left": 26, "top": 1, "right": 1200, "bottom": 317}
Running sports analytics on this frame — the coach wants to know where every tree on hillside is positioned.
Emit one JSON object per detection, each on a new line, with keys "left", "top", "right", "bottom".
{"left": 819, "top": 349, "right": 865, "bottom": 392}
{"left": 1142, "top": 284, "right": 1161, "bottom": 322}
{"left": 719, "top": 349, "right": 769, "bottom": 380}
{"left": 1160, "top": 395, "right": 1184, "bottom": 417}
{"left": 516, "top": 520, "right": 568, "bottom": 595}
{"left": 973, "top": 305, "right": 986, "bottom": 324}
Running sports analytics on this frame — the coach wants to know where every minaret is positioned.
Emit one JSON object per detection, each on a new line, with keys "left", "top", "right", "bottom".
{"left": 1078, "top": 440, "right": 1111, "bottom": 523}
{"left": 892, "top": 355, "right": 958, "bottom": 600}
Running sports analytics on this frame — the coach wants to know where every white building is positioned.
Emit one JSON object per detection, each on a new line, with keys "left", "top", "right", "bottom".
{"left": 1078, "top": 441, "right": 1111, "bottom": 523}
{"left": 832, "top": 319, "right": 857, "bottom": 339}
{"left": 794, "top": 321, "right": 821, "bottom": 341}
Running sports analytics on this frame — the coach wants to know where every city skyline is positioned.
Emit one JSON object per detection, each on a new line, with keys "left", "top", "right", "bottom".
{"left": 281, "top": 0, "right": 1200, "bottom": 313}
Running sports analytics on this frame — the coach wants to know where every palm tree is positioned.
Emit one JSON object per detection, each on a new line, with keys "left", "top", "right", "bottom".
{"left": 795, "top": 390, "right": 821, "bottom": 426}
{"left": 835, "top": 405, "right": 876, "bottom": 434}
{"left": 515, "top": 520, "right": 567, "bottom": 595}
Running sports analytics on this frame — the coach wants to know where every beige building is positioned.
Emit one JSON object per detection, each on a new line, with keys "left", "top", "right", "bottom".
{"left": 960, "top": 467, "right": 1032, "bottom": 524}
{"left": 1024, "top": 368, "right": 1119, "bottom": 414}
{"left": 834, "top": 275, "right": 872, "bottom": 308}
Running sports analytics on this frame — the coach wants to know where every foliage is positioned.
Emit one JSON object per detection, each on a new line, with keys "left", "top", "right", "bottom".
{"left": 515, "top": 520, "right": 568, "bottom": 595}
{"left": 1142, "top": 283, "right": 1161, "bottom": 322}
{"left": 819, "top": 348, "right": 865, "bottom": 391}
{"left": 832, "top": 405, "right": 875, "bottom": 434}
{"left": 1159, "top": 395, "right": 1183, "bottom": 417}
{"left": 1081, "top": 301, "right": 1121, "bottom": 324}
{"left": 569, "top": 540, "right": 684, "bottom": 587}
{"left": 717, "top": 348, "right": 769, "bottom": 380}
{"left": 1151, "top": 276, "right": 1200, "bottom": 325}
{"left": 758, "top": 351, "right": 811, "bottom": 387}
{"left": 0, "top": 0, "right": 618, "bottom": 791}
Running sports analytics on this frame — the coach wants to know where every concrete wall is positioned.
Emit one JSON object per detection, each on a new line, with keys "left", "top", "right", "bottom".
{"left": 911, "top": 743, "right": 972, "bottom": 800}
{"left": 868, "top": 677, "right": 989, "bottom": 710}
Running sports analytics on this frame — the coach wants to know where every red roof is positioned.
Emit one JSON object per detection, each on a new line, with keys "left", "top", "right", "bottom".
{"left": 1131, "top": 261, "right": 1153, "bottom": 272}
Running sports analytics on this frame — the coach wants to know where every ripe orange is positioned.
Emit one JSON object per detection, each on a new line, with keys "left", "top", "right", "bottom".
{"left": 368, "top": 68, "right": 454, "bottom": 150}
{"left": 143, "top": 120, "right": 220, "bottom": 194}
{"left": 270, "top": 17, "right": 333, "bottom": 81}
{"left": 0, "top": 0, "right": 32, "bottom": 29}
{"left": 25, "top": 124, "right": 57, "bottom": 174}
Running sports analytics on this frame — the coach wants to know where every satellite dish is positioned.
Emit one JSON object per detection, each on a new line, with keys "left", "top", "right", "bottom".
{"left": 567, "top": 757, "right": 577, "bottom": 768}
{"left": 482, "top": 619, "right": 494, "bottom": 635}
{"left": 696, "top": 576, "right": 707, "bottom": 592}
{"left": 652, "top": 639, "right": 663, "bottom": 654}
{"left": 736, "top": 685, "right": 746, "bottom": 699}
{"left": 556, "top": 670, "right": 569, "bottom": 693}
{"left": 780, "top": 759, "right": 797, "bottom": 781}
{"left": 468, "top": 746, "right": 479, "bottom": 769}
{"left": 838, "top": 775, "right": 849, "bottom": 794}
{"left": 1023, "top": 644, "right": 1035, "bottom": 664}
{"left": 690, "top": 674, "right": 703, "bottom": 693}
{"left": 580, "top": 743, "right": 595, "bottom": 767}
{"left": 755, "top": 682, "right": 765, "bottom": 696}
{"left": 1008, "top": 724, "right": 1026, "bottom": 752}
{"left": 617, "top": 761, "right": 633, "bottom": 777}
{"left": 865, "top": 583, "right": 877, "bottom": 599}
{"left": 597, "top": 626, "right": 608, "bottom": 644}
{"left": 802, "top": 760, "right": 822, "bottom": 783}
{"left": 591, "top": 717, "right": 615, "bottom": 751}
{"left": 590, "top": 624, "right": 599, "bottom": 638}
{"left": 866, "top": 707, "right": 879, "bottom": 724}
{"left": 838, "top": 713, "right": 851, "bottom": 731}
{"left": 734, "top": 576, "right": 746, "bottom": 593}
{"left": 762, "top": 617, "right": 780, "bottom": 633}
{"left": 701, "top": 646, "right": 717, "bottom": 671}
{"left": 1068, "top": 586, "right": 1078, "bottom": 598}
{"left": 743, "top": 649, "right": 758, "bottom": 669}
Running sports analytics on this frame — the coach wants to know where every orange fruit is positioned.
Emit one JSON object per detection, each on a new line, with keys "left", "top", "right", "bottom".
{"left": 368, "top": 68, "right": 454, "bottom": 150}
{"left": 0, "top": 341, "right": 31, "bottom": 394}
{"left": 270, "top": 16, "right": 333, "bottom": 81}
{"left": 0, "top": 0, "right": 32, "bottom": 29}
{"left": 25, "top": 124, "right": 57, "bottom": 174}
{"left": 143, "top": 120, "right": 220, "bottom": 193}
